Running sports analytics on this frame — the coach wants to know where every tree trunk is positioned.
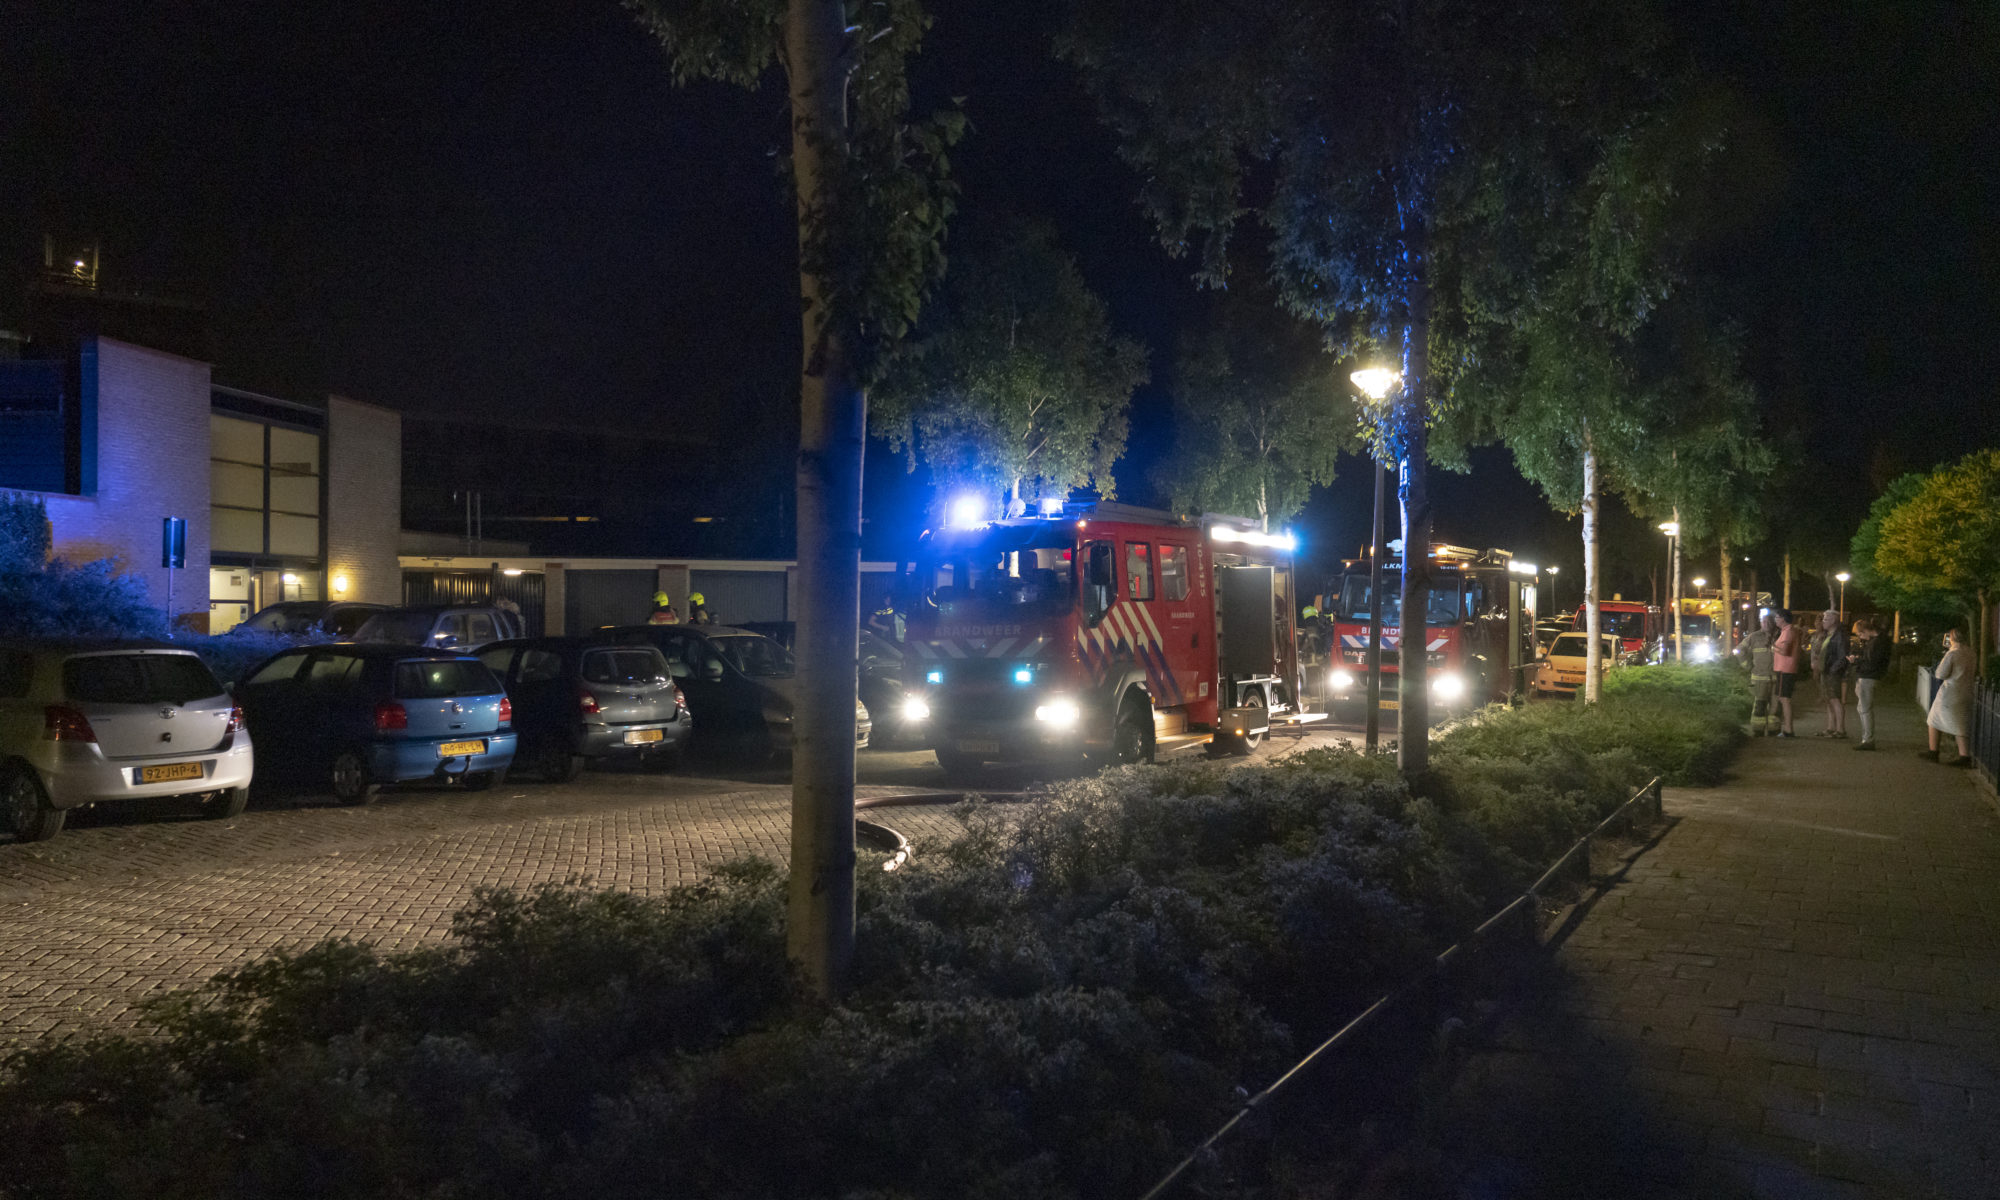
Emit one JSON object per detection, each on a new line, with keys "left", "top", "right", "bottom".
{"left": 1258, "top": 475, "right": 1269, "bottom": 532}
{"left": 1396, "top": 227, "right": 1433, "bottom": 776}
{"left": 1582, "top": 422, "right": 1603, "bottom": 703}
{"left": 784, "top": 0, "right": 860, "bottom": 1000}
{"left": 1718, "top": 538, "right": 1732, "bottom": 650}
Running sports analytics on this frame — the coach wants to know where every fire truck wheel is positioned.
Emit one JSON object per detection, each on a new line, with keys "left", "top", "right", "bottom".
{"left": 1223, "top": 690, "right": 1266, "bottom": 756}
{"left": 1111, "top": 699, "right": 1155, "bottom": 765}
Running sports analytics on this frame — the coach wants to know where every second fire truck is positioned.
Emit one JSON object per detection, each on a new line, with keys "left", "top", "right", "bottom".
{"left": 1312, "top": 544, "right": 1539, "bottom": 717}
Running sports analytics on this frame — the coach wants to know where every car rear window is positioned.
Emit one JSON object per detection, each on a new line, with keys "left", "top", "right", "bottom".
{"left": 582, "top": 648, "right": 666, "bottom": 685}
{"left": 394, "top": 659, "right": 504, "bottom": 699}
{"left": 63, "top": 654, "right": 224, "bottom": 705}
{"left": 329, "top": 607, "right": 378, "bottom": 637}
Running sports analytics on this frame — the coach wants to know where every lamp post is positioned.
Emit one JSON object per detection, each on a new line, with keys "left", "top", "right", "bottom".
{"left": 1351, "top": 368, "right": 1401, "bottom": 753}
{"left": 1835, "top": 571, "right": 1850, "bottom": 623}
{"left": 1547, "top": 565, "right": 1560, "bottom": 617}
{"left": 1659, "top": 519, "right": 1682, "bottom": 662}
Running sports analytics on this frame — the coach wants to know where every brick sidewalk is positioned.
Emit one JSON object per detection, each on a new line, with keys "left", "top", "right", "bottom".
{"left": 0, "top": 778, "right": 971, "bottom": 1047}
{"left": 1443, "top": 693, "right": 2000, "bottom": 1198}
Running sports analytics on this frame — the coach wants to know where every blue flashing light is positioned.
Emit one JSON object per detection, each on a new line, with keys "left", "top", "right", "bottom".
{"left": 1013, "top": 666, "right": 1034, "bottom": 685}
{"left": 926, "top": 668, "right": 944, "bottom": 685}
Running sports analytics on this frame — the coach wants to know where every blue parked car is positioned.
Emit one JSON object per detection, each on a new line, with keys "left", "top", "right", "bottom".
{"left": 237, "top": 644, "right": 517, "bottom": 804}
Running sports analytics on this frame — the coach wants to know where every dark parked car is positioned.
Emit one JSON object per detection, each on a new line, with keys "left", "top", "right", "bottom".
{"left": 353, "top": 606, "right": 526, "bottom": 653}
{"left": 237, "top": 644, "right": 517, "bottom": 803}
{"left": 237, "top": 601, "right": 387, "bottom": 638}
{"left": 738, "top": 621, "right": 912, "bottom": 747}
{"left": 476, "top": 637, "right": 690, "bottom": 780}
{"left": 605, "top": 624, "right": 870, "bottom": 758}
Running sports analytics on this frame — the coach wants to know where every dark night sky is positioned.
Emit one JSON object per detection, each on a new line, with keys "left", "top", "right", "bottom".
{"left": 4, "top": 0, "right": 1995, "bottom": 592}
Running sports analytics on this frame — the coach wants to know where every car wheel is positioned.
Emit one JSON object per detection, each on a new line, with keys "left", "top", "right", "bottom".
{"left": 538, "top": 742, "right": 581, "bottom": 783}
{"left": 461, "top": 769, "right": 503, "bottom": 792}
{"left": 204, "top": 786, "right": 250, "bottom": 820}
{"left": 330, "top": 750, "right": 380, "bottom": 806}
{"left": 1111, "top": 699, "right": 1155, "bottom": 765}
{"left": 1, "top": 764, "right": 63, "bottom": 842}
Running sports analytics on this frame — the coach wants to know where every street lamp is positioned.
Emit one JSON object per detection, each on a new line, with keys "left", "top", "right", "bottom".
{"left": 1658, "top": 521, "right": 1683, "bottom": 661}
{"left": 1350, "top": 368, "right": 1403, "bottom": 752}
{"left": 1547, "top": 564, "right": 1560, "bottom": 616}
{"left": 1835, "top": 571, "right": 1850, "bottom": 621}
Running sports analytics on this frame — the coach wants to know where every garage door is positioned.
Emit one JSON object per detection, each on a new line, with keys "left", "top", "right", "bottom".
{"left": 690, "top": 570, "right": 788, "bottom": 626}
{"left": 567, "top": 569, "right": 659, "bottom": 633}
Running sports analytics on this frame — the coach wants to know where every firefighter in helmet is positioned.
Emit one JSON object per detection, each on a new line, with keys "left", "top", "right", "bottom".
{"left": 687, "top": 592, "right": 713, "bottom": 625}
{"left": 648, "top": 591, "right": 679, "bottom": 625}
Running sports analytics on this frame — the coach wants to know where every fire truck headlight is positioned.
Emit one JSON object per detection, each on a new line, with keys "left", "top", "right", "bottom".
{"left": 926, "top": 668, "right": 943, "bottom": 685}
{"left": 1431, "top": 672, "right": 1467, "bottom": 702}
{"left": 1691, "top": 641, "right": 1715, "bottom": 663}
{"left": 1330, "top": 668, "right": 1356, "bottom": 691}
{"left": 1013, "top": 666, "right": 1034, "bottom": 684}
{"left": 901, "top": 695, "right": 931, "bottom": 722}
{"left": 1034, "top": 698, "right": 1081, "bottom": 727}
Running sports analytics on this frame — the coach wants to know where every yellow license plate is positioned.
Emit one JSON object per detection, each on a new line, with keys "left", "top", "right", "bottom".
{"left": 438, "top": 740, "right": 487, "bottom": 758}
{"left": 138, "top": 761, "right": 204, "bottom": 784}
{"left": 1378, "top": 700, "right": 1400, "bottom": 710}
{"left": 624, "top": 728, "right": 664, "bottom": 745}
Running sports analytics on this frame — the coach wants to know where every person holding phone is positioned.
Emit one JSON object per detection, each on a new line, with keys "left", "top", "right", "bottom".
{"left": 1920, "top": 628, "right": 1975, "bottom": 765}
{"left": 1769, "top": 608, "right": 1801, "bottom": 738}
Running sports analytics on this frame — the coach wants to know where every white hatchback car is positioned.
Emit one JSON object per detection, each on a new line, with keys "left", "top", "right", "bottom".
{"left": 0, "top": 642, "right": 255, "bottom": 842}
{"left": 1533, "top": 631, "right": 1624, "bottom": 698}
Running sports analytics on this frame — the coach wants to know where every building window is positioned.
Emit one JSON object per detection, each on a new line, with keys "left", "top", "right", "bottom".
{"left": 210, "top": 414, "right": 321, "bottom": 558}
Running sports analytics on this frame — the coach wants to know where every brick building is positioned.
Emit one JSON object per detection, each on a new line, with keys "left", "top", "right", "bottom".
{"left": 0, "top": 335, "right": 402, "bottom": 631}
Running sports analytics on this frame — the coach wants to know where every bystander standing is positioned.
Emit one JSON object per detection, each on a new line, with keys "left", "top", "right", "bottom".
{"left": 1919, "top": 628, "right": 1975, "bottom": 766}
{"left": 1849, "top": 617, "right": 1890, "bottom": 750}
{"left": 1817, "top": 609, "right": 1849, "bottom": 738}
{"left": 1770, "top": 608, "right": 1802, "bottom": 737}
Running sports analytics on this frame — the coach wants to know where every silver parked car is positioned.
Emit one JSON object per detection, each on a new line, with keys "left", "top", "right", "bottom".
{"left": 353, "top": 606, "right": 526, "bottom": 653}
{"left": 0, "top": 642, "right": 255, "bottom": 842}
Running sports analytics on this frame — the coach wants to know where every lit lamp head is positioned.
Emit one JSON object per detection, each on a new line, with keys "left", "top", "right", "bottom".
{"left": 1692, "top": 577, "right": 1706, "bottom": 589}
{"left": 1657, "top": 521, "right": 1680, "bottom": 537}
{"left": 1835, "top": 572, "right": 1850, "bottom": 583}
{"left": 1547, "top": 566, "right": 1559, "bottom": 576}
{"left": 331, "top": 574, "right": 349, "bottom": 595}
{"left": 1349, "top": 367, "right": 1402, "bottom": 401}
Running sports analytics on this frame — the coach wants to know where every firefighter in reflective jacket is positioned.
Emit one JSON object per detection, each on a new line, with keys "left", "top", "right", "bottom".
{"left": 648, "top": 591, "right": 679, "bottom": 625}
{"left": 687, "top": 592, "right": 713, "bottom": 625}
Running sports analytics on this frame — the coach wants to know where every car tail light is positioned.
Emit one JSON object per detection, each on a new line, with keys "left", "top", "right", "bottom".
{"left": 673, "top": 686, "right": 686, "bottom": 711}
{"left": 43, "top": 705, "right": 98, "bottom": 743}
{"left": 498, "top": 697, "right": 513, "bottom": 726}
{"left": 578, "top": 688, "right": 601, "bottom": 716}
{"left": 373, "top": 701, "right": 408, "bottom": 732}
{"left": 226, "top": 705, "right": 244, "bottom": 733}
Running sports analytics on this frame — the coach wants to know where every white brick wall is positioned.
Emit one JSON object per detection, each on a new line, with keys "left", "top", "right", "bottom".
{"left": 41, "top": 338, "right": 213, "bottom": 623}
{"left": 324, "top": 395, "right": 403, "bottom": 607}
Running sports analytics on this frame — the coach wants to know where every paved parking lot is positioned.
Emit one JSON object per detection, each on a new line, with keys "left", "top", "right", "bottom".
{"left": 1, "top": 728, "right": 1353, "bottom": 1046}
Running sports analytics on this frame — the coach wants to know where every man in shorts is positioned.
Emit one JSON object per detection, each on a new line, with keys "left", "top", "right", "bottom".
{"left": 1769, "top": 607, "right": 1802, "bottom": 737}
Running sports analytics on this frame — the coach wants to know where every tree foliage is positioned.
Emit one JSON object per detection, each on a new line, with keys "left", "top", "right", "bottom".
{"left": 1157, "top": 285, "right": 1357, "bottom": 529}
{"left": 623, "top": 0, "right": 962, "bottom": 383}
{"left": 1872, "top": 449, "right": 2000, "bottom": 614}
{"left": 871, "top": 222, "right": 1146, "bottom": 510}
{"left": 1849, "top": 473, "right": 1956, "bottom": 618}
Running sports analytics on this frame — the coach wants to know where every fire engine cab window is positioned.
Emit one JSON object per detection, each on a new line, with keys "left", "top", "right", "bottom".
{"left": 1335, "top": 577, "right": 1463, "bottom": 627}
{"left": 921, "top": 527, "right": 1076, "bottom": 615}
{"left": 1158, "top": 544, "right": 1190, "bottom": 601}
{"left": 1125, "top": 542, "right": 1154, "bottom": 600}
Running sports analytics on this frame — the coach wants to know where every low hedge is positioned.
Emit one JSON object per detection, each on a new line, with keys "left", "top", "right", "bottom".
{"left": 0, "top": 665, "right": 1747, "bottom": 1200}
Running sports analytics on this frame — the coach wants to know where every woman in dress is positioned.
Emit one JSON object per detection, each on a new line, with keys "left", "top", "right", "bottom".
{"left": 1920, "top": 627, "right": 1975, "bottom": 766}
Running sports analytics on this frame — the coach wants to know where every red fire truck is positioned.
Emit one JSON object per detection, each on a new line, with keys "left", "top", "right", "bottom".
{"left": 1313, "top": 544, "right": 1539, "bottom": 715}
{"left": 899, "top": 502, "right": 1319, "bottom": 776}
{"left": 1574, "top": 599, "right": 1661, "bottom": 658}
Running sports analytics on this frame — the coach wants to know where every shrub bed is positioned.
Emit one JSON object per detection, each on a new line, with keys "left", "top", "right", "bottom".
{"left": 0, "top": 667, "right": 1746, "bottom": 1200}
